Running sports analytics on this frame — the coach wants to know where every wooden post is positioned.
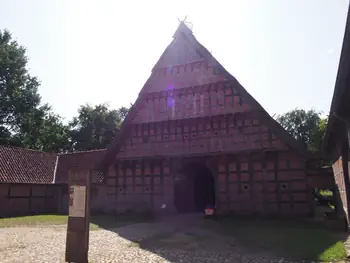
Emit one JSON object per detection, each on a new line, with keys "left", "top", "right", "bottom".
{"left": 65, "top": 168, "right": 91, "bottom": 263}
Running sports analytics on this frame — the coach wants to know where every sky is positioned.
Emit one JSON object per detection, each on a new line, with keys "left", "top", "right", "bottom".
{"left": 0, "top": 0, "right": 349, "bottom": 123}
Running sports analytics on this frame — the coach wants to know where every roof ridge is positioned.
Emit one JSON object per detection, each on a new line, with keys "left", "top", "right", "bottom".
{"left": 59, "top": 149, "right": 107, "bottom": 156}
{"left": 0, "top": 144, "right": 58, "bottom": 155}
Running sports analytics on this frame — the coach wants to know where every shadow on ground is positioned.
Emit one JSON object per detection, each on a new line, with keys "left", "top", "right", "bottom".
{"left": 89, "top": 212, "right": 155, "bottom": 230}
{"left": 0, "top": 213, "right": 347, "bottom": 261}
{"left": 91, "top": 213, "right": 349, "bottom": 263}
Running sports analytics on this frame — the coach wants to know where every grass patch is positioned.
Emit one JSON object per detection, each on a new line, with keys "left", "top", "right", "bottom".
{"left": 202, "top": 217, "right": 347, "bottom": 262}
{"left": 0, "top": 214, "right": 68, "bottom": 228}
{"left": 320, "top": 189, "right": 333, "bottom": 197}
{"left": 0, "top": 212, "right": 155, "bottom": 231}
{"left": 127, "top": 241, "right": 140, "bottom": 248}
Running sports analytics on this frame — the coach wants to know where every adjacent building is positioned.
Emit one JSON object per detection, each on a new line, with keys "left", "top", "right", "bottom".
{"left": 324, "top": 4, "right": 350, "bottom": 228}
{"left": 0, "top": 145, "right": 106, "bottom": 217}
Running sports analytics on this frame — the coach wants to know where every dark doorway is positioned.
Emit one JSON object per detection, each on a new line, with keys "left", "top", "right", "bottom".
{"left": 174, "top": 163, "right": 215, "bottom": 213}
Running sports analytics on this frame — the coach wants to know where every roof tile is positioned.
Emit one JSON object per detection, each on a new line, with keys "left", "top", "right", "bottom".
{"left": 0, "top": 145, "right": 57, "bottom": 184}
{"left": 0, "top": 146, "right": 107, "bottom": 184}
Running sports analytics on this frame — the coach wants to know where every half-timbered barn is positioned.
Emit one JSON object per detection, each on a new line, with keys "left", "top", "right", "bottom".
{"left": 324, "top": 3, "right": 350, "bottom": 229}
{"left": 99, "top": 21, "right": 311, "bottom": 216}
{"left": 0, "top": 145, "right": 106, "bottom": 217}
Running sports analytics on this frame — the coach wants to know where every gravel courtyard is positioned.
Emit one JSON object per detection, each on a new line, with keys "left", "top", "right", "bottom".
{"left": 0, "top": 215, "right": 331, "bottom": 263}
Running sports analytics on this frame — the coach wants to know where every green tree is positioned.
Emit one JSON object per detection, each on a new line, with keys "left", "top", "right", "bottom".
{"left": 0, "top": 29, "right": 40, "bottom": 136}
{"left": 69, "top": 103, "right": 128, "bottom": 151}
{"left": 0, "top": 29, "right": 69, "bottom": 152}
{"left": 276, "top": 108, "right": 327, "bottom": 157}
{"left": 308, "top": 117, "right": 328, "bottom": 156}
{"left": 16, "top": 105, "right": 71, "bottom": 152}
{"left": 117, "top": 105, "right": 131, "bottom": 120}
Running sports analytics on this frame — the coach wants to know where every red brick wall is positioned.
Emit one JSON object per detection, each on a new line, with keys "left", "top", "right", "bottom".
{"left": 106, "top": 84, "right": 310, "bottom": 216}
{"left": 0, "top": 184, "right": 62, "bottom": 217}
{"left": 107, "top": 152, "right": 311, "bottom": 216}
{"left": 103, "top": 160, "right": 177, "bottom": 215}
{"left": 332, "top": 157, "right": 348, "bottom": 222}
{"left": 216, "top": 151, "right": 310, "bottom": 216}
{"left": 90, "top": 185, "right": 108, "bottom": 214}
{"left": 119, "top": 113, "right": 287, "bottom": 159}
{"left": 132, "top": 81, "right": 248, "bottom": 123}
{"left": 143, "top": 61, "right": 227, "bottom": 94}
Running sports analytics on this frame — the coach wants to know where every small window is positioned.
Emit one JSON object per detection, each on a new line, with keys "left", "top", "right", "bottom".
{"left": 191, "top": 133, "right": 197, "bottom": 138}
{"left": 92, "top": 170, "right": 105, "bottom": 184}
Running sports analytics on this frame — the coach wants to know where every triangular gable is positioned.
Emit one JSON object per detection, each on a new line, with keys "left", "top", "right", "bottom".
{"left": 185, "top": 29, "right": 305, "bottom": 154}
{"left": 153, "top": 31, "right": 203, "bottom": 70}
{"left": 141, "top": 23, "right": 227, "bottom": 95}
{"left": 99, "top": 22, "right": 305, "bottom": 169}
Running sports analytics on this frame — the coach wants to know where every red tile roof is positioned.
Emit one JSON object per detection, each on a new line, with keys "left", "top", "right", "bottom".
{"left": 0, "top": 145, "right": 57, "bottom": 184}
{"left": 0, "top": 145, "right": 107, "bottom": 184}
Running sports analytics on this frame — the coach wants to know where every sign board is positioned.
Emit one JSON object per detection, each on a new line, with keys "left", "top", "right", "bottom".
{"left": 69, "top": 185, "right": 86, "bottom": 217}
{"left": 65, "top": 168, "right": 91, "bottom": 263}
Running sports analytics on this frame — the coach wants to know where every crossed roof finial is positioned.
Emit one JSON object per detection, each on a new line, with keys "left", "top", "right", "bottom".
{"left": 178, "top": 15, "right": 188, "bottom": 23}
{"left": 177, "top": 16, "right": 193, "bottom": 31}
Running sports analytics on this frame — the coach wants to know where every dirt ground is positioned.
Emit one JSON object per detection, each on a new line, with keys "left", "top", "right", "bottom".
{"left": 0, "top": 214, "right": 318, "bottom": 263}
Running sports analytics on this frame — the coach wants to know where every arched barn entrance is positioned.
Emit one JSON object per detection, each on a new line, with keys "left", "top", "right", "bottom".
{"left": 174, "top": 163, "right": 216, "bottom": 213}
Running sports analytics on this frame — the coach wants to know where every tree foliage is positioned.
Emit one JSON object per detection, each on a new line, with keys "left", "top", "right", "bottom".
{"left": 18, "top": 106, "right": 71, "bottom": 152}
{"left": 116, "top": 105, "right": 131, "bottom": 120}
{"left": 0, "top": 29, "right": 69, "bottom": 152}
{"left": 0, "top": 29, "right": 134, "bottom": 152}
{"left": 276, "top": 108, "right": 328, "bottom": 157}
{"left": 68, "top": 103, "right": 129, "bottom": 152}
{"left": 0, "top": 29, "right": 40, "bottom": 136}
